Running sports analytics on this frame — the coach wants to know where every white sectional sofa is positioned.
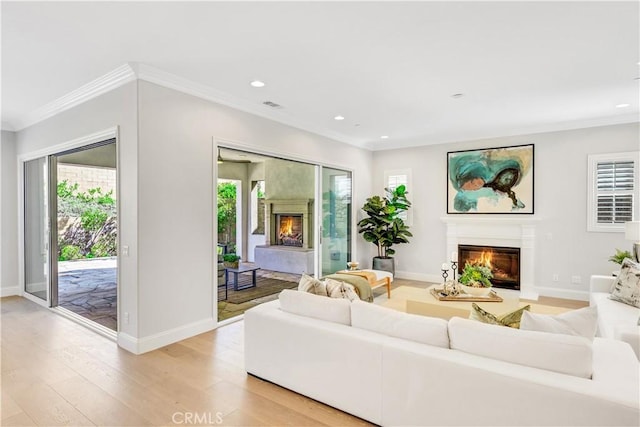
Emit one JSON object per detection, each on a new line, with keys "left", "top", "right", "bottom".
{"left": 590, "top": 275, "right": 640, "bottom": 359}
{"left": 244, "top": 290, "right": 640, "bottom": 427}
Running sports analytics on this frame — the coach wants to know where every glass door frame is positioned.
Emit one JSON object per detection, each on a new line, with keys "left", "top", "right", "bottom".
{"left": 316, "top": 165, "right": 353, "bottom": 277}
{"left": 18, "top": 127, "right": 119, "bottom": 309}
{"left": 21, "top": 155, "right": 53, "bottom": 306}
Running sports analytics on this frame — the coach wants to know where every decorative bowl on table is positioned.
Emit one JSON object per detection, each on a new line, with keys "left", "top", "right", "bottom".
{"left": 346, "top": 261, "right": 360, "bottom": 271}
{"left": 459, "top": 283, "right": 492, "bottom": 297}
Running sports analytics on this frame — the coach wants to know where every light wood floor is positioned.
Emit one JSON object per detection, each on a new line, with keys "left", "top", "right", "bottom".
{"left": 1, "top": 282, "right": 588, "bottom": 426}
{"left": 1, "top": 296, "right": 371, "bottom": 426}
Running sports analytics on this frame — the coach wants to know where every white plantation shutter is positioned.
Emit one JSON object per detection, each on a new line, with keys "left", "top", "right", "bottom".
{"left": 596, "top": 160, "right": 634, "bottom": 223}
{"left": 588, "top": 153, "right": 639, "bottom": 232}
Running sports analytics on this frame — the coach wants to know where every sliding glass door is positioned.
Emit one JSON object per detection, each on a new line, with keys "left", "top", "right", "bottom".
{"left": 23, "top": 157, "right": 51, "bottom": 303}
{"left": 320, "top": 167, "right": 352, "bottom": 276}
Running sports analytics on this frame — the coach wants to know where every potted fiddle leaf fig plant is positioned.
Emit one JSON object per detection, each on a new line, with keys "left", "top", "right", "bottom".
{"left": 357, "top": 185, "right": 412, "bottom": 275}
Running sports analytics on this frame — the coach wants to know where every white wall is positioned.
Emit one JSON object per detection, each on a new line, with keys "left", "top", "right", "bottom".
{"left": 372, "top": 122, "right": 639, "bottom": 299}
{"left": 1, "top": 131, "right": 19, "bottom": 296}
{"left": 14, "top": 82, "right": 140, "bottom": 344}
{"left": 135, "top": 80, "right": 373, "bottom": 345}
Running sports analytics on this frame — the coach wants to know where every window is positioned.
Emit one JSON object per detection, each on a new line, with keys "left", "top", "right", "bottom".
{"left": 588, "top": 152, "right": 639, "bottom": 232}
{"left": 384, "top": 169, "right": 412, "bottom": 226}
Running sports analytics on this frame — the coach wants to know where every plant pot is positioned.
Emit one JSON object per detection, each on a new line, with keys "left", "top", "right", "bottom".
{"left": 460, "top": 283, "right": 492, "bottom": 297}
{"left": 372, "top": 257, "right": 395, "bottom": 276}
{"left": 223, "top": 261, "right": 239, "bottom": 269}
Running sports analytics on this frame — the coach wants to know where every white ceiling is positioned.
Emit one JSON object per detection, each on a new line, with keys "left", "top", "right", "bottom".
{"left": 2, "top": 1, "right": 638, "bottom": 150}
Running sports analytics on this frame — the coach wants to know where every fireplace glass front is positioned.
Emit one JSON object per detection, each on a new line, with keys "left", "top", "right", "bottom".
{"left": 276, "top": 214, "right": 303, "bottom": 247}
{"left": 458, "top": 244, "right": 520, "bottom": 290}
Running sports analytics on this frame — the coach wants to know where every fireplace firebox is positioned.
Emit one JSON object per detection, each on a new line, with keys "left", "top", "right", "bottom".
{"left": 276, "top": 214, "right": 303, "bottom": 247}
{"left": 458, "top": 244, "right": 520, "bottom": 290}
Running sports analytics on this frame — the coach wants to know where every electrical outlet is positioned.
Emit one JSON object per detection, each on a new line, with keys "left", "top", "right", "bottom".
{"left": 552, "top": 274, "right": 559, "bottom": 282}
{"left": 124, "top": 312, "right": 129, "bottom": 324}
{"left": 122, "top": 245, "right": 129, "bottom": 257}
{"left": 571, "top": 275, "right": 582, "bottom": 284}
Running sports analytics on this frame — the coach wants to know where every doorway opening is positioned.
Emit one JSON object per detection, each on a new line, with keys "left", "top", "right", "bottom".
{"left": 216, "top": 145, "right": 352, "bottom": 322}
{"left": 22, "top": 138, "right": 118, "bottom": 332}
{"left": 54, "top": 141, "right": 118, "bottom": 330}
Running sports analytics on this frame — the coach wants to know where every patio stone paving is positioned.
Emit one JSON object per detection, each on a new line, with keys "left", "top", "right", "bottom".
{"left": 58, "top": 258, "right": 117, "bottom": 331}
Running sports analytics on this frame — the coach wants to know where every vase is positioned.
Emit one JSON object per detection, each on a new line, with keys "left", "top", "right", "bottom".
{"left": 460, "top": 284, "right": 492, "bottom": 296}
{"left": 223, "top": 261, "right": 239, "bottom": 269}
{"left": 372, "top": 257, "right": 395, "bottom": 276}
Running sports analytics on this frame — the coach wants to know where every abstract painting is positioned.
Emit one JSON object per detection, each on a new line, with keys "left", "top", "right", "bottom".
{"left": 447, "top": 144, "right": 534, "bottom": 214}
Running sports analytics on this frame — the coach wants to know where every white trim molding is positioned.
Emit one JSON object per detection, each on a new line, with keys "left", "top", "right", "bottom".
{"left": 134, "top": 63, "right": 361, "bottom": 147}
{"left": 118, "top": 317, "right": 216, "bottom": 355}
{"left": 587, "top": 151, "right": 640, "bottom": 233}
{"left": 14, "top": 65, "right": 136, "bottom": 131}
{"left": 10, "top": 62, "right": 364, "bottom": 147}
{"left": 0, "top": 286, "right": 20, "bottom": 297}
{"left": 441, "top": 216, "right": 541, "bottom": 300}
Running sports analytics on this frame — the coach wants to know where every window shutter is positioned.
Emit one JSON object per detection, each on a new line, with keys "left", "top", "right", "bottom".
{"left": 596, "top": 160, "right": 635, "bottom": 224}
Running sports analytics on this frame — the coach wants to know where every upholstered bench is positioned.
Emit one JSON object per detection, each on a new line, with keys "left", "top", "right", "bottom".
{"left": 335, "top": 269, "right": 393, "bottom": 299}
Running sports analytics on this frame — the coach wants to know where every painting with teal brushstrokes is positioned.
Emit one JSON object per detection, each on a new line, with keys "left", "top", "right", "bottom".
{"left": 447, "top": 144, "right": 534, "bottom": 214}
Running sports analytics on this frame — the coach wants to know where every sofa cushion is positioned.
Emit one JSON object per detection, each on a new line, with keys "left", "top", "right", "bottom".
{"left": 469, "top": 303, "right": 530, "bottom": 328}
{"left": 520, "top": 305, "right": 598, "bottom": 340}
{"left": 351, "top": 300, "right": 449, "bottom": 348}
{"left": 278, "top": 289, "right": 351, "bottom": 325}
{"left": 448, "top": 317, "right": 593, "bottom": 378}
{"left": 325, "top": 278, "right": 360, "bottom": 302}
{"left": 298, "top": 273, "right": 328, "bottom": 296}
{"left": 610, "top": 258, "right": 640, "bottom": 308}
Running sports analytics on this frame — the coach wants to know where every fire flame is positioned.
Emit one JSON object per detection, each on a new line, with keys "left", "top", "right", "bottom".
{"left": 473, "top": 251, "right": 493, "bottom": 269}
{"left": 280, "top": 217, "right": 293, "bottom": 236}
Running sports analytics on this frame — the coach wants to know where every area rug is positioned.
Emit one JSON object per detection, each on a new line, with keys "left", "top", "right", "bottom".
{"left": 225, "top": 278, "right": 297, "bottom": 304}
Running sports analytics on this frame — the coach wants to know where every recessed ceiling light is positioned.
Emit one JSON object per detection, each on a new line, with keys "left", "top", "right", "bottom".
{"left": 451, "top": 93, "right": 465, "bottom": 99}
{"left": 250, "top": 80, "right": 265, "bottom": 88}
{"left": 334, "top": 115, "right": 345, "bottom": 121}
{"left": 380, "top": 135, "right": 389, "bottom": 139}
{"left": 616, "top": 103, "right": 631, "bottom": 108}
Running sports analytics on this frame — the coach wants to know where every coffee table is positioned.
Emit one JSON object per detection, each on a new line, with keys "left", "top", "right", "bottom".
{"left": 382, "top": 285, "right": 570, "bottom": 319}
{"left": 224, "top": 265, "right": 260, "bottom": 291}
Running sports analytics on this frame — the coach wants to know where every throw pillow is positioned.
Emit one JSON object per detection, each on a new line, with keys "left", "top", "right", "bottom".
{"left": 609, "top": 258, "right": 640, "bottom": 308}
{"left": 324, "top": 278, "right": 360, "bottom": 302}
{"left": 469, "top": 303, "right": 531, "bottom": 328}
{"left": 520, "top": 305, "right": 598, "bottom": 340}
{"left": 298, "top": 273, "right": 328, "bottom": 296}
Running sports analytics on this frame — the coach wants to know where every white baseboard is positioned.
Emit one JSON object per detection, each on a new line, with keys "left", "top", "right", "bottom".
{"left": 117, "top": 317, "right": 217, "bottom": 354}
{"left": 534, "top": 286, "right": 589, "bottom": 301}
{"left": 0, "top": 286, "right": 21, "bottom": 297}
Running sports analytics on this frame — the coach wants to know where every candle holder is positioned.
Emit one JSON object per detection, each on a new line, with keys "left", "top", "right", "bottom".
{"left": 451, "top": 261, "right": 458, "bottom": 281}
{"left": 441, "top": 268, "right": 449, "bottom": 283}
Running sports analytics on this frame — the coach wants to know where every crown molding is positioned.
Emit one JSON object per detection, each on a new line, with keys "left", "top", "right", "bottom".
{"left": 12, "top": 62, "right": 366, "bottom": 148}
{"left": 13, "top": 64, "right": 136, "bottom": 131}
{"left": 134, "top": 63, "right": 364, "bottom": 148}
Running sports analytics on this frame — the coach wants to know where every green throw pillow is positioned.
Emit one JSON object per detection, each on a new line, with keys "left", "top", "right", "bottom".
{"left": 469, "top": 303, "right": 531, "bottom": 328}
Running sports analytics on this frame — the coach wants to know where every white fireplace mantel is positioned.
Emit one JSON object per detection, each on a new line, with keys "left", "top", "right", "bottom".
{"left": 441, "top": 216, "right": 541, "bottom": 299}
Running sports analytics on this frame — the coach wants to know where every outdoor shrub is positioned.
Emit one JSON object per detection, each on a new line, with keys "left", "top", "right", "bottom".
{"left": 59, "top": 245, "right": 82, "bottom": 261}
{"left": 91, "top": 234, "right": 117, "bottom": 258}
{"left": 81, "top": 208, "right": 108, "bottom": 232}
